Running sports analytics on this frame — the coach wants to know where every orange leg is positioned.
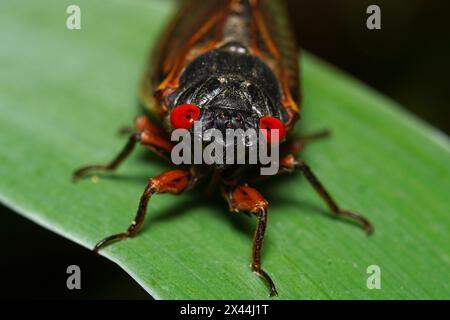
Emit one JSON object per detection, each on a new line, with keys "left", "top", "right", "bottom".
{"left": 94, "top": 169, "right": 191, "bottom": 252}
{"left": 247, "top": 129, "right": 330, "bottom": 184}
{"left": 135, "top": 116, "right": 174, "bottom": 160}
{"left": 157, "top": 10, "right": 225, "bottom": 91}
{"left": 222, "top": 185, "right": 277, "bottom": 296}
{"left": 280, "top": 155, "right": 374, "bottom": 234}
{"left": 134, "top": 115, "right": 169, "bottom": 137}
{"left": 73, "top": 116, "right": 174, "bottom": 181}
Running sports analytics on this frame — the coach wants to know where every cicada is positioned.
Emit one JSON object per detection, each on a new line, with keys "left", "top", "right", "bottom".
{"left": 74, "top": 0, "right": 373, "bottom": 296}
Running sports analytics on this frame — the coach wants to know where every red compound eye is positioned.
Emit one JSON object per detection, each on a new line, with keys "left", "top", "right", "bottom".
{"left": 170, "top": 104, "right": 201, "bottom": 129}
{"left": 259, "top": 116, "right": 286, "bottom": 143}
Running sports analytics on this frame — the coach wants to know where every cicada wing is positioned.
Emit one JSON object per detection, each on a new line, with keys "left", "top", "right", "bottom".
{"left": 140, "top": 0, "right": 227, "bottom": 117}
{"left": 249, "top": 0, "right": 300, "bottom": 127}
{"left": 256, "top": 0, "right": 300, "bottom": 104}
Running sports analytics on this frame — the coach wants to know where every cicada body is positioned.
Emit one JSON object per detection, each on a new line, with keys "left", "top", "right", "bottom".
{"left": 74, "top": 0, "right": 373, "bottom": 298}
{"left": 140, "top": 0, "right": 300, "bottom": 136}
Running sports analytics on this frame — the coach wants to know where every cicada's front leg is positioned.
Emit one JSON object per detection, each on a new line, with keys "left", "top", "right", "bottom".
{"left": 73, "top": 116, "right": 173, "bottom": 181}
{"left": 222, "top": 184, "right": 277, "bottom": 297}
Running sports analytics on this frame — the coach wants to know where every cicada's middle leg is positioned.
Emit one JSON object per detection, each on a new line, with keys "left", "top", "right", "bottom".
{"left": 93, "top": 169, "right": 194, "bottom": 252}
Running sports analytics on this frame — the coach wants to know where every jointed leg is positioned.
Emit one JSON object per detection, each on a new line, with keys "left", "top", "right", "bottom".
{"left": 281, "top": 155, "right": 373, "bottom": 234}
{"left": 73, "top": 116, "right": 173, "bottom": 181}
{"left": 222, "top": 185, "right": 277, "bottom": 296}
{"left": 94, "top": 169, "right": 191, "bottom": 252}
{"left": 73, "top": 132, "right": 141, "bottom": 181}
{"left": 247, "top": 129, "right": 331, "bottom": 185}
{"left": 281, "top": 129, "right": 330, "bottom": 157}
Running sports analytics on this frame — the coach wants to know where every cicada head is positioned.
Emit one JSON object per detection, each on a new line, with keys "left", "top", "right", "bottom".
{"left": 165, "top": 48, "right": 289, "bottom": 167}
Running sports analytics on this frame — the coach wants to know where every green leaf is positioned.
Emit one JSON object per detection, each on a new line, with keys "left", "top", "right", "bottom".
{"left": 1, "top": 0, "right": 449, "bottom": 299}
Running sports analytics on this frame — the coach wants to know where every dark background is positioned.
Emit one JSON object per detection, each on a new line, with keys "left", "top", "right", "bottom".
{"left": 288, "top": 0, "right": 449, "bottom": 133}
{"left": 1, "top": 0, "right": 448, "bottom": 299}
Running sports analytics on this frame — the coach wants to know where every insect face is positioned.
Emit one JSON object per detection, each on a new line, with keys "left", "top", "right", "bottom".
{"left": 168, "top": 78, "right": 286, "bottom": 168}
{"left": 166, "top": 49, "right": 289, "bottom": 150}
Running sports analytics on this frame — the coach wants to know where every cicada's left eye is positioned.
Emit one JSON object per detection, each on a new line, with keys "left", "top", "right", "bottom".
{"left": 259, "top": 116, "right": 286, "bottom": 143}
{"left": 170, "top": 104, "right": 201, "bottom": 129}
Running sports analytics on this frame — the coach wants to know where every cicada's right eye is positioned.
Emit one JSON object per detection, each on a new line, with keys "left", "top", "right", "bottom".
{"left": 170, "top": 104, "right": 201, "bottom": 129}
